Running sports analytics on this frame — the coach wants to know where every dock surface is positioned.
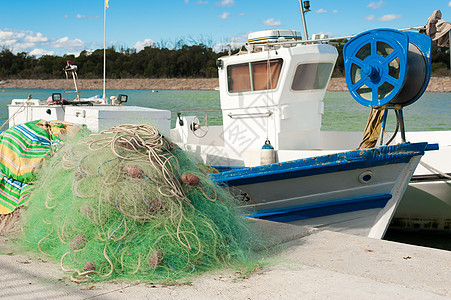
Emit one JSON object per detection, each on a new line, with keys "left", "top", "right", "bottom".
{"left": 0, "top": 221, "right": 449, "bottom": 299}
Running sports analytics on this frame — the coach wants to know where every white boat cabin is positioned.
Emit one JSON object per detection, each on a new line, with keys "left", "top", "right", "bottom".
{"left": 172, "top": 30, "right": 338, "bottom": 157}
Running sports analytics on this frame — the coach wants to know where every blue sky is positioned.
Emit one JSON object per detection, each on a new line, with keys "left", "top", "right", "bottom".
{"left": 1, "top": 0, "right": 451, "bottom": 56}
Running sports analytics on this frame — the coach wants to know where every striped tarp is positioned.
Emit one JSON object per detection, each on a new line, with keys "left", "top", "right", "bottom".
{"left": 0, "top": 120, "right": 85, "bottom": 214}
{"left": 0, "top": 170, "right": 33, "bottom": 214}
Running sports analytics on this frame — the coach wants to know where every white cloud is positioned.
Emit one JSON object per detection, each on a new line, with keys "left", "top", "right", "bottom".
{"left": 229, "top": 34, "right": 247, "bottom": 42}
{"left": 65, "top": 51, "right": 82, "bottom": 57}
{"left": 53, "top": 36, "right": 85, "bottom": 49}
{"left": 213, "top": 33, "right": 247, "bottom": 52}
{"left": 332, "top": 10, "right": 339, "bottom": 14}
{"left": 216, "top": 0, "right": 234, "bottom": 7}
{"left": 263, "top": 18, "right": 281, "bottom": 26}
{"left": 213, "top": 41, "right": 243, "bottom": 52}
{"left": 24, "top": 32, "right": 48, "bottom": 43}
{"left": 0, "top": 29, "right": 46, "bottom": 52}
{"left": 0, "top": 28, "right": 87, "bottom": 56}
{"left": 29, "top": 49, "right": 54, "bottom": 56}
{"left": 449, "top": 0, "right": 451, "bottom": 6}
{"left": 315, "top": 8, "right": 327, "bottom": 13}
{"left": 53, "top": 37, "right": 67, "bottom": 44}
{"left": 14, "top": 42, "right": 36, "bottom": 51}
{"left": 133, "top": 38, "right": 155, "bottom": 52}
{"left": 378, "top": 14, "right": 401, "bottom": 21}
{"left": 0, "top": 30, "right": 15, "bottom": 39}
{"left": 368, "top": 1, "right": 385, "bottom": 9}
{"left": 219, "top": 12, "right": 230, "bottom": 19}
{"left": 2, "top": 40, "right": 17, "bottom": 47}
{"left": 76, "top": 14, "right": 99, "bottom": 19}
{"left": 365, "top": 14, "right": 401, "bottom": 22}
{"left": 186, "top": 0, "right": 208, "bottom": 4}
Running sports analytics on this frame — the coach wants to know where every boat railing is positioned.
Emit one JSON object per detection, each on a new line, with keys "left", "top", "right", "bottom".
{"left": 11, "top": 99, "right": 42, "bottom": 106}
{"left": 244, "top": 26, "right": 426, "bottom": 50}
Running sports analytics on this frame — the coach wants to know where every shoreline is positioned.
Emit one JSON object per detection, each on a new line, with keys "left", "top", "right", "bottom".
{"left": 0, "top": 77, "right": 450, "bottom": 92}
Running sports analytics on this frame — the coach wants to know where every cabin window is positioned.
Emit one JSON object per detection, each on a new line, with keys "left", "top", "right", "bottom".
{"left": 291, "top": 63, "right": 334, "bottom": 91}
{"left": 227, "top": 59, "right": 283, "bottom": 93}
{"left": 251, "top": 59, "right": 283, "bottom": 91}
{"left": 227, "top": 63, "right": 252, "bottom": 93}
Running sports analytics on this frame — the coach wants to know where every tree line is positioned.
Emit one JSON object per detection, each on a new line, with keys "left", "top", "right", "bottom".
{"left": 0, "top": 42, "right": 449, "bottom": 80}
{"left": 0, "top": 43, "right": 227, "bottom": 80}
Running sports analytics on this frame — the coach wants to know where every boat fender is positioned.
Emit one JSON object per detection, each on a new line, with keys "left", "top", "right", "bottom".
{"left": 261, "top": 139, "right": 275, "bottom": 165}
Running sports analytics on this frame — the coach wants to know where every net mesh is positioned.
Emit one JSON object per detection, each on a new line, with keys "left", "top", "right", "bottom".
{"left": 18, "top": 124, "right": 257, "bottom": 282}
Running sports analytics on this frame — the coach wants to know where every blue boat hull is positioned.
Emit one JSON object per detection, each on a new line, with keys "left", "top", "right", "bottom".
{"left": 210, "top": 143, "right": 431, "bottom": 238}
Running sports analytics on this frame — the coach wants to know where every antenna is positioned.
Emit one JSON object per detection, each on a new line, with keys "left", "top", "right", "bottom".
{"left": 298, "top": 0, "right": 310, "bottom": 40}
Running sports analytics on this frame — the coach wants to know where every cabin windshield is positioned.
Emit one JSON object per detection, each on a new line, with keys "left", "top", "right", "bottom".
{"left": 291, "top": 63, "right": 334, "bottom": 91}
{"left": 227, "top": 59, "right": 283, "bottom": 93}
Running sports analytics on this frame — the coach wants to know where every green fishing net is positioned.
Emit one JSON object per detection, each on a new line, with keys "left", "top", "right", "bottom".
{"left": 19, "top": 124, "right": 257, "bottom": 282}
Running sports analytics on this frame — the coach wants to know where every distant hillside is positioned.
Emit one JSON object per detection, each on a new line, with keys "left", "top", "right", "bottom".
{"left": 0, "top": 42, "right": 449, "bottom": 79}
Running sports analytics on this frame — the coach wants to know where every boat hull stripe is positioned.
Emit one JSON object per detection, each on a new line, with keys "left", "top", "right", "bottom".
{"left": 247, "top": 193, "right": 392, "bottom": 223}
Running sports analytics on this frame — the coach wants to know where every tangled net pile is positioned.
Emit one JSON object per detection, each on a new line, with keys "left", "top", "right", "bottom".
{"left": 20, "top": 124, "right": 255, "bottom": 282}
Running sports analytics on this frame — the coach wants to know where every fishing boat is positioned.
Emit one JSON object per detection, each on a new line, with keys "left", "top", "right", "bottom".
{"left": 168, "top": 27, "right": 446, "bottom": 237}
{"left": 167, "top": 8, "right": 451, "bottom": 232}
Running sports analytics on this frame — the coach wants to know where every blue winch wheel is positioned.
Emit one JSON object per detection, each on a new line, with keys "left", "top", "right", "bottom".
{"left": 344, "top": 29, "right": 432, "bottom": 108}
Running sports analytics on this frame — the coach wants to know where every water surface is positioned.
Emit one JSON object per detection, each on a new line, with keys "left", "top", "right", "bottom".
{"left": 1, "top": 89, "right": 449, "bottom": 131}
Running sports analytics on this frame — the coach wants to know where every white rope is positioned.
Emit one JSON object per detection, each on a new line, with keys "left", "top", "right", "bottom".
{"left": 419, "top": 160, "right": 451, "bottom": 180}
{"left": 265, "top": 49, "right": 277, "bottom": 143}
{"left": 0, "top": 100, "right": 31, "bottom": 132}
{"left": 265, "top": 50, "right": 271, "bottom": 140}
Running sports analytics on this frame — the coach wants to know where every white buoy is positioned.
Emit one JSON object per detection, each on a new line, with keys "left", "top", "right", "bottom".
{"left": 261, "top": 139, "right": 275, "bottom": 165}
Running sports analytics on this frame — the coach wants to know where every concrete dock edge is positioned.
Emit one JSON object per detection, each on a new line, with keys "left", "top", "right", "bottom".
{"left": 0, "top": 221, "right": 449, "bottom": 299}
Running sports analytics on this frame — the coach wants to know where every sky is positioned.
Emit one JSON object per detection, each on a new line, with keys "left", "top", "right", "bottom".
{"left": 0, "top": 0, "right": 451, "bottom": 57}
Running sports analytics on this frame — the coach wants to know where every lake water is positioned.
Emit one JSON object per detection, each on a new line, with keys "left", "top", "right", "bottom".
{"left": 0, "top": 88, "right": 450, "bottom": 250}
{"left": 1, "top": 89, "right": 450, "bottom": 131}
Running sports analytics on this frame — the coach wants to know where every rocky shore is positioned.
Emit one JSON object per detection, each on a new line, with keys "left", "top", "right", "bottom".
{"left": 0, "top": 77, "right": 450, "bottom": 92}
{"left": 0, "top": 78, "right": 219, "bottom": 91}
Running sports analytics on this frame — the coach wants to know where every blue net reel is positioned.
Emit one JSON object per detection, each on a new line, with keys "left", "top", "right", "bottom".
{"left": 344, "top": 28, "right": 432, "bottom": 108}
